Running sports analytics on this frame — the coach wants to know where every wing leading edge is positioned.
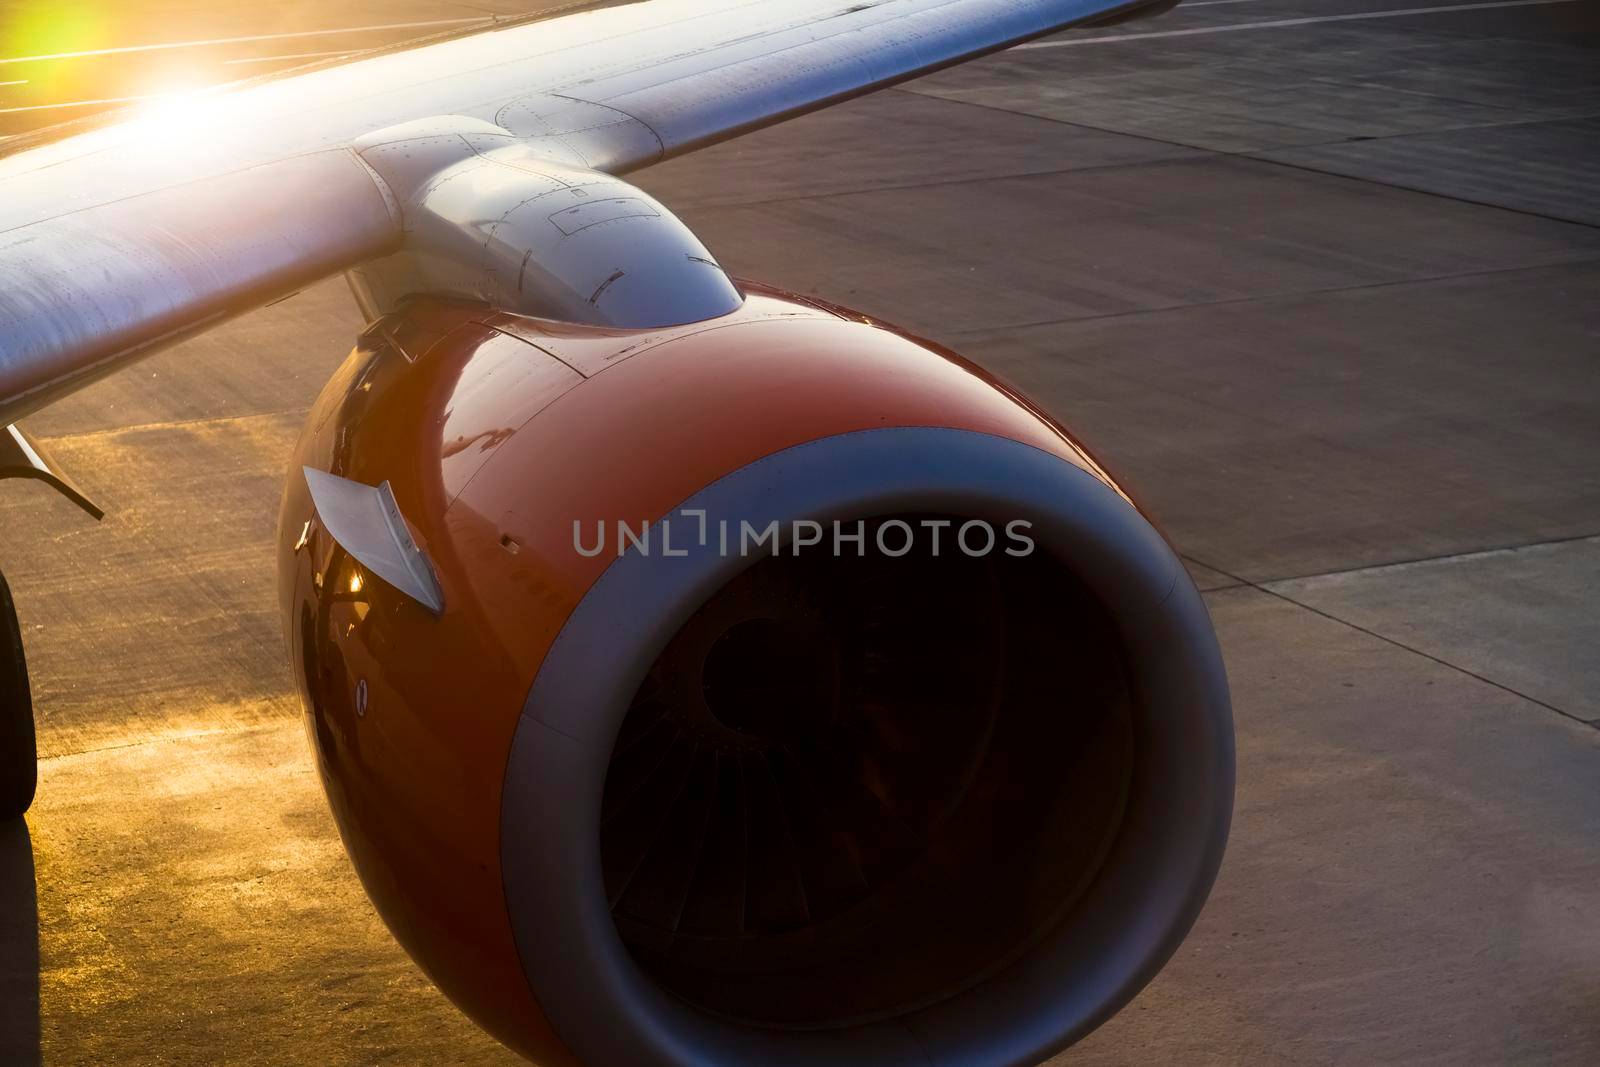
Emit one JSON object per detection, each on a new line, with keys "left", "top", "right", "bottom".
{"left": 0, "top": 0, "right": 1165, "bottom": 422}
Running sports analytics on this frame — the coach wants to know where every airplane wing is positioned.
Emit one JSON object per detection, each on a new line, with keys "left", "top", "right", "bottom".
{"left": 0, "top": 0, "right": 1164, "bottom": 424}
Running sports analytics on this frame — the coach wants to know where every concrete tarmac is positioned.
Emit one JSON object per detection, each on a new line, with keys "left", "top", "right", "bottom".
{"left": 0, "top": 0, "right": 1597, "bottom": 1062}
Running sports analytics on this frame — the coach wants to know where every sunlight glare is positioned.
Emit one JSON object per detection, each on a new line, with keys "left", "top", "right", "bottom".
{"left": 126, "top": 78, "right": 232, "bottom": 142}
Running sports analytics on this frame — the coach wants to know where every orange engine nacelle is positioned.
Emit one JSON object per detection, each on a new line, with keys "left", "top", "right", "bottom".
{"left": 277, "top": 282, "right": 1233, "bottom": 1066}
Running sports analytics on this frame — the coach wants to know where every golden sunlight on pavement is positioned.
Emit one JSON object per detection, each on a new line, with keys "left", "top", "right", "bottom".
{"left": 28, "top": 719, "right": 520, "bottom": 1064}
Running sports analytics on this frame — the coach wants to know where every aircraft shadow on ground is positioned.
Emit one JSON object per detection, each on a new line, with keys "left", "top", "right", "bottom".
{"left": 0, "top": 817, "right": 39, "bottom": 1066}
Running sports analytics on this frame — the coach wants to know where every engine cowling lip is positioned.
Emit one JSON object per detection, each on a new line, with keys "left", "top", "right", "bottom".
{"left": 500, "top": 425, "right": 1233, "bottom": 1066}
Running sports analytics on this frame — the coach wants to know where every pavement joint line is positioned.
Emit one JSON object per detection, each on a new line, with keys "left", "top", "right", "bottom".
{"left": 37, "top": 718, "right": 299, "bottom": 763}
{"left": 944, "top": 256, "right": 1600, "bottom": 337}
{"left": 1256, "top": 531, "right": 1600, "bottom": 586}
{"left": 908, "top": 79, "right": 1600, "bottom": 233}
{"left": 1242, "top": 148, "right": 1600, "bottom": 231}
{"left": 668, "top": 148, "right": 1204, "bottom": 211}
{"left": 223, "top": 49, "right": 370, "bottom": 66}
{"left": 907, "top": 81, "right": 1600, "bottom": 157}
{"left": 1291, "top": 73, "right": 1592, "bottom": 118}
{"left": 1189, "top": 553, "right": 1598, "bottom": 731}
{"left": 892, "top": 87, "right": 1223, "bottom": 158}
{"left": 901, "top": 75, "right": 1449, "bottom": 159}
{"left": 0, "top": 93, "right": 194, "bottom": 116}
{"left": 1248, "top": 105, "right": 1600, "bottom": 149}
{"left": 680, "top": 96, "right": 1600, "bottom": 228}
{"left": 1017, "top": 0, "right": 1582, "bottom": 49}
{"left": 1182, "top": 557, "right": 1249, "bottom": 592}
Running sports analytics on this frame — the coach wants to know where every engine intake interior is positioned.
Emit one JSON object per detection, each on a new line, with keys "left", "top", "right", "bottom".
{"left": 603, "top": 518, "right": 1135, "bottom": 1027}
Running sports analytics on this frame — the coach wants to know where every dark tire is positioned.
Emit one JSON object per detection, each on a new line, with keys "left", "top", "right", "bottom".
{"left": 0, "top": 570, "right": 35, "bottom": 820}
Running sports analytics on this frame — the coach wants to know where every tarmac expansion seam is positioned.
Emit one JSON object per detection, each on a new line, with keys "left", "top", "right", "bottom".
{"left": 36, "top": 720, "right": 299, "bottom": 764}
{"left": 662, "top": 147, "right": 1207, "bottom": 211}
{"left": 898, "top": 78, "right": 1600, "bottom": 232}
{"left": 944, "top": 257, "right": 1600, "bottom": 337}
{"left": 1190, "top": 551, "right": 1597, "bottom": 731}
{"left": 1255, "top": 531, "right": 1600, "bottom": 587}
{"left": 1016, "top": 0, "right": 1583, "bottom": 50}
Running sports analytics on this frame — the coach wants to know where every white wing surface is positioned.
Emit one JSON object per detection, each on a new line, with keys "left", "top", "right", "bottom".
{"left": 0, "top": 0, "right": 1154, "bottom": 421}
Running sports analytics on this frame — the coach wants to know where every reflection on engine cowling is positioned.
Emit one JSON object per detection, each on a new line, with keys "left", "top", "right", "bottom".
{"left": 277, "top": 281, "right": 1233, "bottom": 1066}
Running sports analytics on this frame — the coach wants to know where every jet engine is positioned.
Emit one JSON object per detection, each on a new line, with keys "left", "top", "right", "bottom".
{"left": 279, "top": 268, "right": 1234, "bottom": 1064}
{"left": 267, "top": 123, "right": 1235, "bottom": 1064}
